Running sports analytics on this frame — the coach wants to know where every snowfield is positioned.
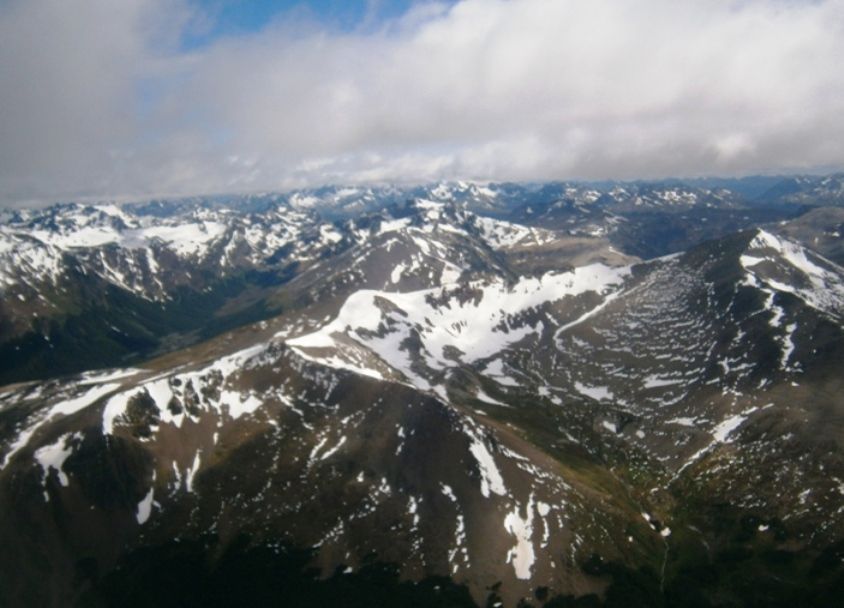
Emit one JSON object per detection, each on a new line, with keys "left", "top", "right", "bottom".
{"left": 289, "top": 263, "right": 630, "bottom": 386}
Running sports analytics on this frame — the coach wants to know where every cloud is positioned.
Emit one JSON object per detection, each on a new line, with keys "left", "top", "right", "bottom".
{"left": 2, "top": 0, "right": 844, "bottom": 205}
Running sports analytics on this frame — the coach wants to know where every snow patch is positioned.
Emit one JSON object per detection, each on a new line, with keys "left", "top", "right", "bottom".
{"left": 34, "top": 432, "right": 80, "bottom": 493}
{"left": 136, "top": 486, "right": 155, "bottom": 524}
{"left": 464, "top": 424, "right": 507, "bottom": 498}
{"left": 504, "top": 495, "right": 536, "bottom": 580}
{"left": 574, "top": 381, "right": 613, "bottom": 401}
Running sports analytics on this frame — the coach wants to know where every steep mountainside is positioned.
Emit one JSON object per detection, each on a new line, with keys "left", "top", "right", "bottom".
{"left": 0, "top": 201, "right": 338, "bottom": 382}
{"left": 773, "top": 206, "right": 844, "bottom": 265}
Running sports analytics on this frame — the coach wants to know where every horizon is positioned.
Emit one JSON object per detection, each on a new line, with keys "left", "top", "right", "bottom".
{"left": 4, "top": 170, "right": 844, "bottom": 211}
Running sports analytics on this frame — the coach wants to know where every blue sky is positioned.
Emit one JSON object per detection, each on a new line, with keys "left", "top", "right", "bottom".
{"left": 183, "top": 0, "right": 420, "bottom": 48}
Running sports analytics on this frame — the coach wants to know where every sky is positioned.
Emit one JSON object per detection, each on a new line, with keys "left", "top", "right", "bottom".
{"left": 1, "top": 0, "right": 843, "bottom": 206}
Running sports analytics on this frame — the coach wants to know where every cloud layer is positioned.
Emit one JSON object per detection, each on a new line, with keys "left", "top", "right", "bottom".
{"left": 2, "top": 0, "right": 844, "bottom": 205}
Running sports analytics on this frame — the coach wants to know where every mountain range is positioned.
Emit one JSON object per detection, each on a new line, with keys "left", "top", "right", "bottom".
{"left": 1, "top": 175, "right": 843, "bottom": 607}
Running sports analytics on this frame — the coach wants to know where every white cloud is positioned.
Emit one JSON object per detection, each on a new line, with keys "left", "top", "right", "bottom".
{"left": 1, "top": 0, "right": 844, "bottom": 205}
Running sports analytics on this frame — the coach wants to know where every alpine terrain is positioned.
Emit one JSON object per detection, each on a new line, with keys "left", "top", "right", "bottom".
{"left": 1, "top": 178, "right": 843, "bottom": 607}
